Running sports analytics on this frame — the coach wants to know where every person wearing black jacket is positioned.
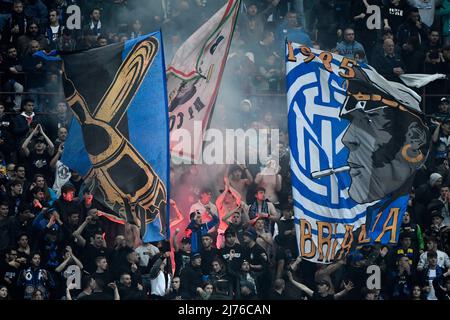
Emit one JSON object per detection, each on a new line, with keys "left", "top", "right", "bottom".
{"left": 2, "top": 0, "right": 28, "bottom": 45}
{"left": 433, "top": 276, "right": 450, "bottom": 300}
{"left": 0, "top": 46, "right": 24, "bottom": 112}
{"left": 21, "top": 39, "right": 45, "bottom": 91}
{"left": 396, "top": 7, "right": 430, "bottom": 49}
{"left": 0, "top": 103, "right": 15, "bottom": 163}
{"left": 7, "top": 204, "right": 33, "bottom": 246}
{"left": 180, "top": 252, "right": 203, "bottom": 299}
{"left": 4, "top": 179, "right": 25, "bottom": 216}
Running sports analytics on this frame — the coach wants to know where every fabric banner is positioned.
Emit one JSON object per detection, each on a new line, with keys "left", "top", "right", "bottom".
{"left": 399, "top": 73, "right": 446, "bottom": 88}
{"left": 61, "top": 31, "right": 170, "bottom": 243}
{"left": 286, "top": 42, "right": 431, "bottom": 263}
{"left": 167, "top": 0, "right": 241, "bottom": 162}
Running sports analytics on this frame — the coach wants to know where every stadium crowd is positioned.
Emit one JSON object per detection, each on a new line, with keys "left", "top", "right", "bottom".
{"left": 0, "top": 0, "right": 449, "bottom": 301}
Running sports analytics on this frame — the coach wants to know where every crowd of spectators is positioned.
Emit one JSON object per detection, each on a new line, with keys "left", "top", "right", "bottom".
{"left": 0, "top": 0, "right": 449, "bottom": 301}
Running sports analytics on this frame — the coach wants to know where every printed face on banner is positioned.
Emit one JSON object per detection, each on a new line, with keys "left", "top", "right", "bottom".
{"left": 286, "top": 43, "right": 430, "bottom": 262}
{"left": 340, "top": 67, "right": 429, "bottom": 204}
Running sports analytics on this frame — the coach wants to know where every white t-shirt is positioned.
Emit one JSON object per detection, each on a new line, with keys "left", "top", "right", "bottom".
{"left": 135, "top": 244, "right": 160, "bottom": 267}
{"left": 50, "top": 25, "right": 60, "bottom": 41}
{"left": 427, "top": 269, "right": 438, "bottom": 300}
{"left": 151, "top": 271, "right": 171, "bottom": 297}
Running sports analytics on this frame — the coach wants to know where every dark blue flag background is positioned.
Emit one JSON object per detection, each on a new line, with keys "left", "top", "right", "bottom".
{"left": 61, "top": 31, "right": 170, "bottom": 242}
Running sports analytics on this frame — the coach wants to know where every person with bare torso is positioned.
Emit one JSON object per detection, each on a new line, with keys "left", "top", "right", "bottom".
{"left": 227, "top": 164, "right": 253, "bottom": 202}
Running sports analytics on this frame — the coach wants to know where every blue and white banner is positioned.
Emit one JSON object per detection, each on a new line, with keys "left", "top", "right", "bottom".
{"left": 286, "top": 42, "right": 430, "bottom": 263}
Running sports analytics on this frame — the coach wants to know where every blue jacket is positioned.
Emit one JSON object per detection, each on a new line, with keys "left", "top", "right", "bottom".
{"left": 276, "top": 21, "right": 312, "bottom": 47}
{"left": 186, "top": 215, "right": 219, "bottom": 253}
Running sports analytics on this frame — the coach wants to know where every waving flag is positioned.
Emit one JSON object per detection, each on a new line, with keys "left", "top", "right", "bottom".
{"left": 61, "top": 31, "right": 170, "bottom": 243}
{"left": 167, "top": 0, "right": 241, "bottom": 163}
{"left": 286, "top": 42, "right": 430, "bottom": 263}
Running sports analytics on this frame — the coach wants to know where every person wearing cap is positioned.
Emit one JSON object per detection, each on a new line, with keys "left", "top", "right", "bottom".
{"left": 21, "top": 123, "right": 54, "bottom": 183}
{"left": 424, "top": 208, "right": 449, "bottom": 242}
{"left": 199, "top": 233, "right": 219, "bottom": 275}
{"left": 179, "top": 252, "right": 203, "bottom": 299}
{"left": 172, "top": 230, "right": 192, "bottom": 277}
{"left": 32, "top": 207, "right": 62, "bottom": 235}
{"left": 287, "top": 269, "right": 354, "bottom": 300}
{"left": 242, "top": 227, "right": 271, "bottom": 298}
{"left": 430, "top": 97, "right": 450, "bottom": 124}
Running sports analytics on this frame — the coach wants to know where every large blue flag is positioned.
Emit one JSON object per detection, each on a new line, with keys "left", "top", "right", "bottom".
{"left": 286, "top": 42, "right": 430, "bottom": 263}
{"left": 61, "top": 31, "right": 170, "bottom": 242}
